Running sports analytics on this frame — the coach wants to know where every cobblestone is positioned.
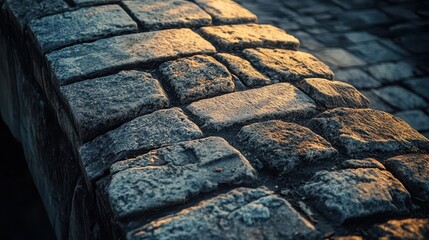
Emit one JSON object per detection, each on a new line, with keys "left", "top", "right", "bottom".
{"left": 361, "top": 90, "right": 394, "bottom": 112}
{"left": 395, "top": 110, "right": 429, "bottom": 131}
{"left": 315, "top": 48, "right": 365, "bottom": 68}
{"left": 348, "top": 41, "right": 402, "bottom": 64}
{"left": 335, "top": 68, "right": 381, "bottom": 89}
{"left": 72, "top": 0, "right": 120, "bottom": 6}
{"left": 374, "top": 86, "right": 428, "bottom": 110}
{"left": 404, "top": 77, "right": 429, "bottom": 101}
{"left": 367, "top": 61, "right": 420, "bottom": 83}
{"left": 369, "top": 218, "right": 429, "bottom": 239}
{"left": 193, "top": 0, "right": 258, "bottom": 24}
{"left": 340, "top": 158, "right": 386, "bottom": 170}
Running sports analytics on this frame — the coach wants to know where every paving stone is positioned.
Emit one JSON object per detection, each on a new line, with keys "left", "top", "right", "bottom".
{"left": 343, "top": 32, "right": 377, "bottom": 43}
{"left": 193, "top": 0, "right": 257, "bottom": 24}
{"left": 367, "top": 61, "right": 421, "bottom": 83}
{"left": 332, "top": 0, "right": 375, "bottom": 10}
{"left": 199, "top": 24, "right": 299, "bottom": 51}
{"left": 301, "top": 168, "right": 410, "bottom": 223}
{"left": 292, "top": 31, "right": 325, "bottom": 51}
{"left": 79, "top": 108, "right": 203, "bottom": 181}
{"left": 361, "top": 90, "right": 394, "bottom": 112}
{"left": 334, "top": 68, "right": 381, "bottom": 89}
{"left": 384, "top": 154, "right": 429, "bottom": 202}
{"left": 395, "top": 110, "right": 429, "bottom": 131}
{"left": 29, "top": 5, "right": 137, "bottom": 53}
{"left": 158, "top": 55, "right": 234, "bottom": 104}
{"left": 127, "top": 188, "right": 320, "bottom": 240}
{"left": 404, "top": 77, "right": 429, "bottom": 101}
{"left": 373, "top": 86, "right": 428, "bottom": 110}
{"left": 348, "top": 41, "right": 402, "bottom": 64}
{"left": 60, "top": 70, "right": 169, "bottom": 143}
{"left": 107, "top": 137, "right": 257, "bottom": 218}
{"left": 187, "top": 83, "right": 317, "bottom": 130}
{"left": 122, "top": 0, "right": 211, "bottom": 30}
{"left": 215, "top": 53, "right": 273, "bottom": 87}
{"left": 47, "top": 28, "right": 216, "bottom": 85}
{"left": 299, "top": 78, "right": 370, "bottom": 109}
{"left": 73, "top": 0, "right": 120, "bottom": 6}
{"left": 339, "top": 9, "right": 391, "bottom": 27}
{"left": 308, "top": 108, "right": 429, "bottom": 156}
{"left": 399, "top": 33, "right": 429, "bottom": 54}
{"left": 243, "top": 48, "right": 334, "bottom": 82}
{"left": 315, "top": 48, "right": 365, "bottom": 68}
{"left": 369, "top": 218, "right": 429, "bottom": 240}
{"left": 236, "top": 120, "right": 337, "bottom": 174}
{"left": 340, "top": 158, "right": 386, "bottom": 170}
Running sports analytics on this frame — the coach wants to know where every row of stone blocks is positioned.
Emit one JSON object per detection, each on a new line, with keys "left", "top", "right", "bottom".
{"left": 1, "top": 0, "right": 429, "bottom": 239}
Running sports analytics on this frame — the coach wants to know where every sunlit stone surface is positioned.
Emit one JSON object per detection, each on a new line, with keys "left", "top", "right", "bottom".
{"left": 193, "top": 0, "right": 257, "bottom": 24}
{"left": 369, "top": 218, "right": 429, "bottom": 239}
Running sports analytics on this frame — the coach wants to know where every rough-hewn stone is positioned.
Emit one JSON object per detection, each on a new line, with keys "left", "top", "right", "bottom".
{"left": 215, "top": 53, "right": 273, "bottom": 87}
{"left": 299, "top": 78, "right": 370, "bottom": 109}
{"left": 79, "top": 108, "right": 203, "bottom": 181}
{"left": 308, "top": 108, "right": 429, "bottom": 156}
{"left": 384, "top": 154, "right": 429, "bottom": 202}
{"left": 193, "top": 0, "right": 257, "bottom": 24}
{"left": 243, "top": 48, "right": 334, "bottom": 82}
{"left": 199, "top": 24, "right": 299, "bottom": 51}
{"left": 60, "top": 70, "right": 169, "bottom": 143}
{"left": 159, "top": 55, "right": 234, "bottom": 104}
{"left": 374, "top": 86, "right": 428, "bottom": 110}
{"left": 340, "top": 158, "right": 386, "bottom": 170}
{"left": 127, "top": 188, "right": 320, "bottom": 240}
{"left": 236, "top": 120, "right": 337, "bottom": 174}
{"left": 301, "top": 168, "right": 410, "bottom": 223}
{"left": 47, "top": 29, "right": 216, "bottom": 85}
{"left": 29, "top": 5, "right": 137, "bottom": 53}
{"left": 369, "top": 218, "right": 429, "bottom": 240}
{"left": 107, "top": 137, "right": 257, "bottom": 218}
{"left": 122, "top": 0, "right": 211, "bottom": 30}
{"left": 187, "top": 83, "right": 317, "bottom": 130}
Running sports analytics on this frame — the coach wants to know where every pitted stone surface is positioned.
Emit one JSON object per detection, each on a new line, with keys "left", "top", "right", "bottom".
{"left": 384, "top": 154, "right": 429, "bottom": 202}
{"left": 60, "top": 70, "right": 169, "bottom": 143}
{"left": 73, "top": 0, "right": 121, "bottom": 6}
{"left": 301, "top": 168, "right": 410, "bottom": 223}
{"left": 308, "top": 108, "right": 429, "bottom": 156}
{"left": 47, "top": 29, "right": 216, "bottom": 85}
{"left": 122, "top": 0, "right": 211, "bottom": 30}
{"left": 340, "top": 158, "right": 386, "bottom": 170}
{"left": 128, "top": 188, "right": 320, "bottom": 240}
{"left": 215, "top": 53, "right": 273, "bottom": 87}
{"left": 28, "top": 5, "right": 137, "bottom": 53}
{"left": 236, "top": 120, "right": 337, "bottom": 174}
{"left": 299, "top": 78, "right": 370, "bottom": 109}
{"left": 79, "top": 108, "right": 203, "bottom": 181}
{"left": 187, "top": 83, "right": 317, "bottom": 130}
{"left": 107, "top": 137, "right": 257, "bottom": 218}
{"left": 243, "top": 48, "right": 334, "bottom": 82}
{"left": 369, "top": 218, "right": 429, "bottom": 240}
{"left": 159, "top": 55, "right": 234, "bottom": 104}
{"left": 373, "top": 86, "right": 428, "bottom": 110}
{"left": 199, "top": 24, "right": 299, "bottom": 51}
{"left": 193, "top": 0, "right": 257, "bottom": 24}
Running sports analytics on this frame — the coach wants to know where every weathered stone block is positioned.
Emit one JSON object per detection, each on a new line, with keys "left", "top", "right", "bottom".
{"left": 384, "top": 154, "right": 429, "bottom": 202}
{"left": 369, "top": 218, "right": 429, "bottom": 240}
{"left": 340, "top": 158, "right": 386, "bottom": 170}
{"left": 299, "top": 78, "right": 370, "bottom": 109}
{"left": 243, "top": 48, "right": 334, "bottom": 82}
{"left": 308, "top": 108, "right": 429, "bottom": 156}
{"left": 123, "top": 0, "right": 211, "bottom": 30}
{"left": 47, "top": 29, "right": 216, "bottom": 85}
{"left": 335, "top": 68, "right": 381, "bottom": 89}
{"left": 73, "top": 0, "right": 121, "bottom": 6}
{"left": 29, "top": 5, "right": 137, "bottom": 53}
{"left": 237, "top": 120, "right": 337, "bottom": 174}
{"left": 127, "top": 188, "right": 320, "bottom": 240}
{"left": 193, "top": 0, "right": 257, "bottom": 24}
{"left": 187, "top": 83, "right": 317, "bottom": 130}
{"left": 60, "top": 70, "right": 169, "bottom": 143}
{"left": 301, "top": 168, "right": 410, "bottom": 223}
{"left": 199, "top": 24, "right": 299, "bottom": 51}
{"left": 374, "top": 86, "right": 428, "bottom": 110}
{"left": 79, "top": 108, "right": 203, "bottom": 181}
{"left": 315, "top": 48, "right": 365, "bottom": 68}
{"left": 107, "top": 137, "right": 257, "bottom": 218}
{"left": 404, "top": 77, "right": 429, "bottom": 101}
{"left": 158, "top": 55, "right": 234, "bottom": 104}
{"left": 395, "top": 110, "right": 429, "bottom": 131}
{"left": 215, "top": 53, "right": 272, "bottom": 87}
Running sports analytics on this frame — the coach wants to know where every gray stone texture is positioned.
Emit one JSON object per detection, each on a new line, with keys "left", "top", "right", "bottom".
{"left": 308, "top": 108, "right": 429, "bottom": 156}
{"left": 187, "top": 83, "right": 317, "bottom": 130}
{"left": 301, "top": 168, "right": 410, "bottom": 223}
{"left": 60, "top": 70, "right": 169, "bottom": 143}
{"left": 334, "top": 68, "right": 381, "bottom": 89}
{"left": 348, "top": 41, "right": 402, "bottom": 64}
{"left": 73, "top": 0, "right": 120, "bottom": 6}
{"left": 243, "top": 48, "right": 334, "bottom": 82}
{"left": 299, "top": 78, "right": 370, "bottom": 109}
{"left": 374, "top": 86, "right": 428, "bottom": 110}
{"left": 47, "top": 29, "right": 216, "bottom": 85}
{"left": 193, "top": 0, "right": 258, "bottom": 24}
{"left": 122, "top": 0, "right": 211, "bottom": 30}
{"left": 368, "top": 62, "right": 420, "bottom": 83}
{"left": 340, "top": 158, "right": 386, "bottom": 170}
{"left": 158, "top": 55, "right": 234, "bottom": 104}
{"left": 107, "top": 137, "right": 257, "bottom": 218}
{"left": 395, "top": 110, "right": 429, "bottom": 131}
{"left": 384, "top": 154, "right": 429, "bottom": 202}
{"left": 315, "top": 48, "right": 365, "bottom": 68}
{"left": 128, "top": 188, "right": 320, "bottom": 240}
{"left": 361, "top": 90, "right": 394, "bottom": 112}
{"left": 29, "top": 5, "right": 137, "bottom": 53}
{"left": 369, "top": 218, "right": 429, "bottom": 240}
{"left": 199, "top": 24, "right": 299, "bottom": 51}
{"left": 79, "top": 108, "right": 203, "bottom": 181}
{"left": 404, "top": 77, "right": 429, "bottom": 101}
{"left": 215, "top": 53, "right": 273, "bottom": 87}
{"left": 236, "top": 120, "right": 337, "bottom": 174}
